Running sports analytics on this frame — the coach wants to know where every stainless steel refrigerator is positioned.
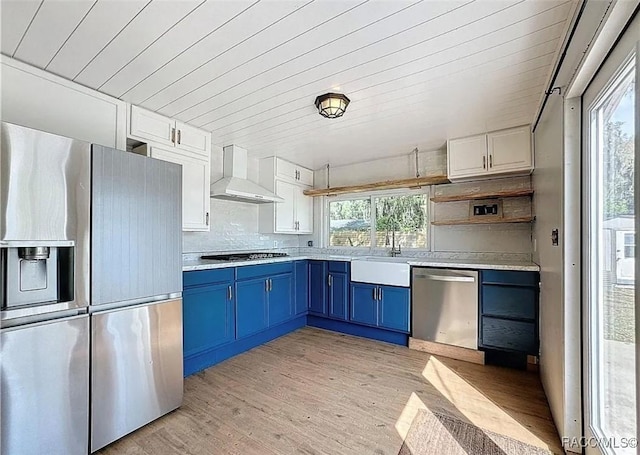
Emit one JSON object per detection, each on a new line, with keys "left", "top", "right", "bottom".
{"left": 89, "top": 145, "right": 183, "bottom": 452}
{"left": 1, "top": 123, "right": 184, "bottom": 454}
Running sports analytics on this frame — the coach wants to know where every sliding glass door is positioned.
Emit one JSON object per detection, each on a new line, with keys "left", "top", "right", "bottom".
{"left": 583, "top": 16, "right": 639, "bottom": 455}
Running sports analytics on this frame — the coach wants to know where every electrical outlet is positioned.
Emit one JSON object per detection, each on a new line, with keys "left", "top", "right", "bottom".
{"left": 273, "top": 240, "right": 278, "bottom": 248}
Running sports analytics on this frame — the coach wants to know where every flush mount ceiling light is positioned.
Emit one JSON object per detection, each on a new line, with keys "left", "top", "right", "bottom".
{"left": 314, "top": 92, "right": 350, "bottom": 119}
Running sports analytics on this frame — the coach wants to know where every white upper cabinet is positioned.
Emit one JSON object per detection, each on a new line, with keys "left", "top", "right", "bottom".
{"left": 447, "top": 125, "right": 532, "bottom": 181}
{"left": 129, "top": 105, "right": 175, "bottom": 147}
{"left": 175, "top": 121, "right": 210, "bottom": 157}
{"left": 294, "top": 185, "right": 313, "bottom": 233}
{"left": 129, "top": 105, "right": 210, "bottom": 155}
{"left": 1, "top": 56, "right": 127, "bottom": 149}
{"left": 128, "top": 105, "right": 212, "bottom": 232}
{"left": 447, "top": 134, "right": 487, "bottom": 179}
{"left": 487, "top": 126, "right": 533, "bottom": 174}
{"left": 259, "top": 157, "right": 314, "bottom": 234}
{"left": 134, "top": 144, "right": 210, "bottom": 232}
{"left": 274, "top": 180, "right": 297, "bottom": 233}
{"left": 274, "top": 157, "right": 314, "bottom": 186}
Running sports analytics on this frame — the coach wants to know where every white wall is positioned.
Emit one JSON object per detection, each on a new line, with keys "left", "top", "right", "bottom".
{"left": 532, "top": 94, "right": 565, "bottom": 437}
{"left": 182, "top": 147, "right": 301, "bottom": 253}
{"left": 311, "top": 149, "right": 533, "bottom": 257}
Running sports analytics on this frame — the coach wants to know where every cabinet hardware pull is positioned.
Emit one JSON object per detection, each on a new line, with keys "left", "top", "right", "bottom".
{"left": 378, "top": 287, "right": 382, "bottom": 300}
{"left": 206, "top": 212, "right": 209, "bottom": 225}
{"left": 228, "top": 285, "right": 233, "bottom": 300}
{"left": 328, "top": 274, "right": 332, "bottom": 287}
{"left": 171, "top": 128, "right": 176, "bottom": 144}
{"left": 177, "top": 129, "right": 181, "bottom": 144}
{"left": 489, "top": 154, "right": 492, "bottom": 168}
{"left": 265, "top": 280, "right": 269, "bottom": 292}
{"left": 269, "top": 278, "right": 272, "bottom": 291}
{"left": 372, "top": 287, "right": 377, "bottom": 300}
{"left": 482, "top": 155, "right": 486, "bottom": 169}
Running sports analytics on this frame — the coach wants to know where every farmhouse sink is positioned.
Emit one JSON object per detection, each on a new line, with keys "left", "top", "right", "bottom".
{"left": 359, "top": 256, "right": 410, "bottom": 263}
{"left": 351, "top": 257, "right": 410, "bottom": 287}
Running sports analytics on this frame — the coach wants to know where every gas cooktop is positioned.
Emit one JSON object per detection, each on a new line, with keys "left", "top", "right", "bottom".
{"left": 200, "top": 252, "right": 289, "bottom": 262}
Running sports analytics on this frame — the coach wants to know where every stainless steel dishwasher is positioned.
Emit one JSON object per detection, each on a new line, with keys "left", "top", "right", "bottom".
{"left": 412, "top": 268, "right": 479, "bottom": 350}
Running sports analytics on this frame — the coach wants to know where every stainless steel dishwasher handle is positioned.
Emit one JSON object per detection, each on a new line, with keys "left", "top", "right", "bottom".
{"left": 415, "top": 274, "right": 476, "bottom": 283}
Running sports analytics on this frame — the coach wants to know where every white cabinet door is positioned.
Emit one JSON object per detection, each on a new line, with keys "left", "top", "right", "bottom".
{"left": 130, "top": 105, "right": 175, "bottom": 147}
{"left": 274, "top": 180, "right": 296, "bottom": 233}
{"left": 295, "top": 186, "right": 313, "bottom": 234}
{"left": 447, "top": 134, "right": 487, "bottom": 179}
{"left": 149, "top": 146, "right": 210, "bottom": 232}
{"left": 175, "top": 121, "right": 210, "bottom": 157}
{"left": 274, "top": 158, "right": 298, "bottom": 184}
{"left": 297, "top": 166, "right": 314, "bottom": 187}
{"left": 487, "top": 126, "right": 532, "bottom": 174}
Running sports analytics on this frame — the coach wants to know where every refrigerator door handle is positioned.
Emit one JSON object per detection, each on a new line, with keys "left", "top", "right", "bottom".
{"left": 89, "top": 295, "right": 182, "bottom": 315}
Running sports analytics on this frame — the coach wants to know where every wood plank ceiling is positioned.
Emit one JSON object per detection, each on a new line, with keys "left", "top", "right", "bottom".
{"left": 1, "top": 0, "right": 575, "bottom": 169}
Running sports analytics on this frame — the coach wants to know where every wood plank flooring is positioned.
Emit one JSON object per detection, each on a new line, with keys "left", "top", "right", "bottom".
{"left": 99, "top": 327, "right": 562, "bottom": 455}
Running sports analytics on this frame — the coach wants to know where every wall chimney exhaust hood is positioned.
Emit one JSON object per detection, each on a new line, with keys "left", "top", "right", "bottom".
{"left": 210, "top": 145, "right": 283, "bottom": 204}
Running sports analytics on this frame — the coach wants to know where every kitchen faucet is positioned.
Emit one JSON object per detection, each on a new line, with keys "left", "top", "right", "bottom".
{"left": 390, "top": 230, "right": 401, "bottom": 257}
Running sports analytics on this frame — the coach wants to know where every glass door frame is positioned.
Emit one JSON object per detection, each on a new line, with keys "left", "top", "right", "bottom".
{"left": 582, "top": 19, "right": 639, "bottom": 454}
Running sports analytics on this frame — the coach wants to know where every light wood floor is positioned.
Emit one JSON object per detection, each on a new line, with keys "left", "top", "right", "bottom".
{"left": 100, "top": 327, "right": 562, "bottom": 455}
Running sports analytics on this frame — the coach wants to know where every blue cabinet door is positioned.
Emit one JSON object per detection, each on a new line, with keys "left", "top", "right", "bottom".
{"left": 350, "top": 283, "right": 378, "bottom": 326}
{"left": 309, "top": 261, "right": 327, "bottom": 315}
{"left": 294, "top": 261, "right": 309, "bottom": 315}
{"left": 268, "top": 273, "right": 293, "bottom": 326}
{"left": 235, "top": 278, "right": 268, "bottom": 339}
{"left": 378, "top": 285, "right": 410, "bottom": 333}
{"left": 183, "top": 282, "right": 234, "bottom": 357}
{"left": 328, "top": 272, "right": 348, "bottom": 321}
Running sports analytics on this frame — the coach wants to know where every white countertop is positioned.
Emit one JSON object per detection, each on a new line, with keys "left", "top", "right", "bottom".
{"left": 182, "top": 253, "right": 539, "bottom": 272}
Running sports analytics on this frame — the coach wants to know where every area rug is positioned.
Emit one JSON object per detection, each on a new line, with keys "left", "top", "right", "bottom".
{"left": 398, "top": 409, "right": 553, "bottom": 455}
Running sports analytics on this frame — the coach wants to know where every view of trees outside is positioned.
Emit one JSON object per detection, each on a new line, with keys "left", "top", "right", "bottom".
{"left": 329, "top": 195, "right": 428, "bottom": 248}
{"left": 375, "top": 195, "right": 428, "bottom": 248}
{"left": 329, "top": 198, "right": 371, "bottom": 247}
{"left": 603, "top": 84, "right": 634, "bottom": 219}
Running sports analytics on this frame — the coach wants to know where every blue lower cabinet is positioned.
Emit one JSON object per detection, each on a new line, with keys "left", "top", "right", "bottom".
{"left": 268, "top": 273, "right": 294, "bottom": 326}
{"left": 350, "top": 282, "right": 410, "bottom": 333}
{"left": 328, "top": 272, "right": 349, "bottom": 320}
{"left": 235, "top": 278, "right": 268, "bottom": 339}
{"left": 294, "top": 261, "right": 309, "bottom": 315}
{"left": 183, "top": 282, "right": 234, "bottom": 357}
{"left": 378, "top": 286, "right": 410, "bottom": 332}
{"left": 350, "top": 282, "right": 378, "bottom": 326}
{"left": 309, "top": 261, "right": 327, "bottom": 315}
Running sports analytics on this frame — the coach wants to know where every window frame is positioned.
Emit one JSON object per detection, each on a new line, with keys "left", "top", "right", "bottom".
{"left": 324, "top": 187, "right": 431, "bottom": 252}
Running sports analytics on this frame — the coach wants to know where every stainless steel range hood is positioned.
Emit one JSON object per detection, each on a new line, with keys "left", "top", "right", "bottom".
{"left": 210, "top": 145, "right": 283, "bottom": 204}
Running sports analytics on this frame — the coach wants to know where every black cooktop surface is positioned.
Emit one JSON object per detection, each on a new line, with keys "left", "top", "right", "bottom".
{"left": 200, "top": 252, "right": 289, "bottom": 262}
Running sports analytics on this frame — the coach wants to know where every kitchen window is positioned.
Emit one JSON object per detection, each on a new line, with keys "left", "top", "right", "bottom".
{"left": 327, "top": 192, "right": 429, "bottom": 249}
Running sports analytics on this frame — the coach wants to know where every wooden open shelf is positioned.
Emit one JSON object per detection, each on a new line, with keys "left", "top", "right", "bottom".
{"left": 303, "top": 175, "right": 450, "bottom": 197}
{"left": 430, "top": 188, "right": 533, "bottom": 203}
{"left": 431, "top": 216, "right": 535, "bottom": 226}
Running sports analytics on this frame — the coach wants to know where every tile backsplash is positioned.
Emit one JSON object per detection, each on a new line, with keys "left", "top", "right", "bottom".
{"left": 182, "top": 198, "right": 300, "bottom": 253}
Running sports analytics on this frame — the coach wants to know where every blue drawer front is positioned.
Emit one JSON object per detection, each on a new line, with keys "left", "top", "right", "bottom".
{"left": 481, "top": 317, "right": 537, "bottom": 353}
{"left": 482, "top": 285, "right": 537, "bottom": 320}
{"left": 481, "top": 270, "right": 539, "bottom": 286}
{"left": 236, "top": 262, "right": 293, "bottom": 280}
{"left": 184, "top": 268, "right": 235, "bottom": 288}
{"left": 328, "top": 261, "right": 349, "bottom": 273}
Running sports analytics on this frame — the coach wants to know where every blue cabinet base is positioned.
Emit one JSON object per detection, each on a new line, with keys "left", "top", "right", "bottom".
{"left": 184, "top": 315, "right": 307, "bottom": 376}
{"left": 307, "top": 315, "right": 409, "bottom": 346}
